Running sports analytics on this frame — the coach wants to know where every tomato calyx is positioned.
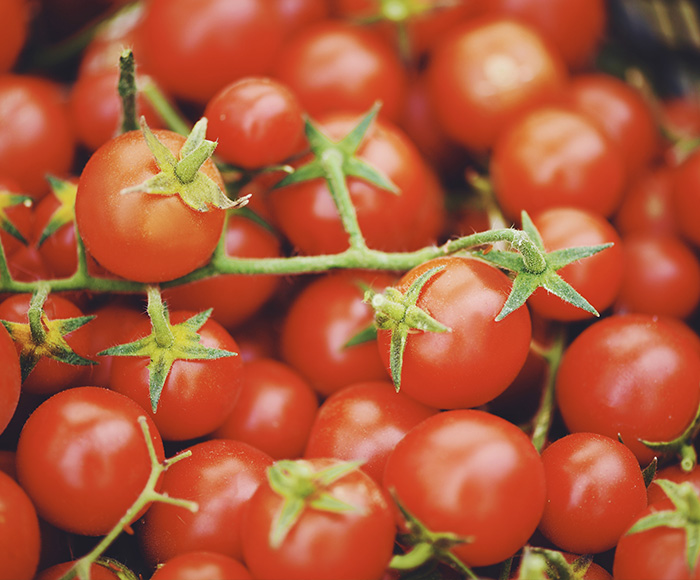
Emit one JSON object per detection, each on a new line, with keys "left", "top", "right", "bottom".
{"left": 0, "top": 282, "right": 95, "bottom": 381}
{"left": 120, "top": 116, "right": 250, "bottom": 212}
{"left": 475, "top": 211, "right": 613, "bottom": 320}
{"left": 626, "top": 479, "right": 700, "bottom": 573}
{"left": 0, "top": 189, "right": 31, "bottom": 246}
{"left": 364, "top": 265, "right": 451, "bottom": 391}
{"left": 98, "top": 285, "right": 237, "bottom": 412}
{"left": 514, "top": 547, "right": 596, "bottom": 580}
{"left": 37, "top": 175, "right": 76, "bottom": 247}
{"left": 266, "top": 458, "right": 364, "bottom": 549}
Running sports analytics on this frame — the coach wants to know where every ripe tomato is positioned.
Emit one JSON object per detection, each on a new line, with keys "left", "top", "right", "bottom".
{"left": 0, "top": 469, "right": 40, "bottom": 580}
{"left": 376, "top": 256, "right": 531, "bottom": 409}
{"left": 383, "top": 409, "right": 546, "bottom": 568}
{"left": 272, "top": 21, "right": 407, "bottom": 122}
{"left": 34, "top": 561, "right": 121, "bottom": 580}
{"left": 0, "top": 324, "right": 20, "bottom": 436}
{"left": 673, "top": 146, "right": 700, "bottom": 248}
{"left": 526, "top": 207, "right": 624, "bottom": 321}
{"left": 15, "top": 386, "right": 165, "bottom": 536}
{"left": 75, "top": 127, "right": 226, "bottom": 283}
{"left": 490, "top": 106, "right": 627, "bottom": 221}
{"left": 0, "top": 0, "right": 29, "bottom": 74}
{"left": 556, "top": 314, "right": 700, "bottom": 464}
{"left": 647, "top": 464, "right": 700, "bottom": 506}
{"left": 0, "top": 75, "right": 75, "bottom": 199}
{"left": 149, "top": 552, "right": 252, "bottom": 580}
{"left": 212, "top": 358, "right": 319, "bottom": 460}
{"left": 538, "top": 432, "right": 647, "bottom": 554}
{"left": 241, "top": 457, "right": 396, "bottom": 580}
{"left": 269, "top": 112, "right": 445, "bottom": 255}
{"left": 138, "top": 438, "right": 273, "bottom": 565}
{"left": 427, "top": 15, "right": 568, "bottom": 153}
{"left": 303, "top": 380, "right": 437, "bottom": 483}
{"left": 0, "top": 177, "right": 33, "bottom": 257}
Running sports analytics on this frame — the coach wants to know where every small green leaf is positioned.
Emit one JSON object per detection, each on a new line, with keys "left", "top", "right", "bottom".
{"left": 344, "top": 324, "right": 377, "bottom": 348}
{"left": 274, "top": 160, "right": 325, "bottom": 188}
{"left": 270, "top": 496, "right": 305, "bottom": 549}
{"left": 344, "top": 156, "right": 399, "bottom": 193}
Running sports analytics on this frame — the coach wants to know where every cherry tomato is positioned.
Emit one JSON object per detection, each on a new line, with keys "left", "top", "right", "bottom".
{"left": 555, "top": 313, "right": 700, "bottom": 464}
{"left": 377, "top": 256, "right": 531, "bottom": 409}
{"left": 0, "top": 469, "right": 40, "bottom": 580}
{"left": 427, "top": 15, "right": 568, "bottom": 153}
{"left": 0, "top": 177, "right": 33, "bottom": 257}
{"left": 383, "top": 409, "right": 546, "bottom": 568}
{"left": 149, "top": 551, "right": 252, "bottom": 580}
{"left": 0, "top": 323, "right": 20, "bottom": 436}
{"left": 15, "top": 386, "right": 165, "bottom": 536}
{"left": 0, "top": 0, "right": 29, "bottom": 74}
{"left": 647, "top": 464, "right": 700, "bottom": 506}
{"left": 75, "top": 127, "right": 226, "bottom": 283}
{"left": 673, "top": 146, "right": 700, "bottom": 248}
{"left": 34, "top": 561, "right": 121, "bottom": 580}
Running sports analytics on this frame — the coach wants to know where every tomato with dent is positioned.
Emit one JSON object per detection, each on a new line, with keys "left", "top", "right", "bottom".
{"left": 75, "top": 127, "right": 226, "bottom": 283}
{"left": 15, "top": 386, "right": 165, "bottom": 536}
{"left": 0, "top": 469, "right": 40, "bottom": 580}
{"left": 383, "top": 409, "right": 546, "bottom": 568}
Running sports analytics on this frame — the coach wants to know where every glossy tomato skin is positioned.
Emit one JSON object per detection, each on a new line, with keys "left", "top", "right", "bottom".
{"left": 149, "top": 551, "right": 252, "bottom": 580}
{"left": 0, "top": 470, "right": 40, "bottom": 580}
{"left": 556, "top": 314, "right": 700, "bottom": 464}
{"left": 269, "top": 112, "right": 445, "bottom": 255}
{"left": 138, "top": 438, "right": 273, "bottom": 566}
{"left": 75, "top": 128, "right": 226, "bottom": 283}
{"left": 427, "top": 16, "right": 568, "bottom": 153}
{"left": 212, "top": 358, "right": 319, "bottom": 460}
{"left": 138, "top": 0, "right": 286, "bottom": 104}
{"left": 281, "top": 271, "right": 394, "bottom": 397}
{"left": 673, "top": 147, "right": 700, "bottom": 248}
{"left": 15, "top": 386, "right": 165, "bottom": 536}
{"left": 303, "top": 380, "right": 437, "bottom": 483}
{"left": 109, "top": 310, "right": 243, "bottom": 441}
{"left": 538, "top": 432, "right": 647, "bottom": 554}
{"left": 377, "top": 256, "right": 531, "bottom": 409}
{"left": 272, "top": 21, "right": 407, "bottom": 122}
{"left": 383, "top": 409, "right": 546, "bottom": 567}
{"left": 526, "top": 207, "right": 624, "bottom": 321}
{"left": 241, "top": 457, "right": 396, "bottom": 580}
{"left": 0, "top": 75, "right": 75, "bottom": 199}
{"left": 490, "top": 107, "right": 627, "bottom": 221}
{"left": 0, "top": 324, "right": 20, "bottom": 436}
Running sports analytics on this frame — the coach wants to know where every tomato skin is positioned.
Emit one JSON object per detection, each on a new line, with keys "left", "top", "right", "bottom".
{"left": 109, "top": 310, "right": 243, "bottom": 441}
{"left": 427, "top": 16, "right": 568, "bottom": 153}
{"left": 0, "top": 75, "right": 75, "bottom": 199}
{"left": 138, "top": 438, "right": 273, "bottom": 565}
{"left": 149, "top": 551, "right": 252, "bottom": 580}
{"left": 212, "top": 358, "right": 319, "bottom": 460}
{"left": 383, "top": 409, "right": 546, "bottom": 568}
{"left": 0, "top": 0, "right": 29, "bottom": 74}
{"left": 0, "top": 177, "right": 33, "bottom": 257}
{"left": 490, "top": 107, "right": 627, "bottom": 221}
{"left": 526, "top": 207, "right": 624, "bottom": 321}
{"left": 538, "top": 432, "right": 647, "bottom": 554}
{"left": 269, "top": 112, "right": 445, "bottom": 255}
{"left": 673, "top": 147, "right": 700, "bottom": 248}
{"left": 555, "top": 314, "right": 700, "bottom": 464}
{"left": 303, "top": 380, "right": 437, "bottom": 483}
{"left": 241, "top": 457, "right": 396, "bottom": 580}
{"left": 281, "top": 271, "right": 394, "bottom": 398}
{"left": 34, "top": 561, "right": 121, "bottom": 580}
{"left": 0, "top": 324, "right": 20, "bottom": 436}
{"left": 15, "top": 386, "right": 165, "bottom": 536}
{"left": 377, "top": 256, "right": 531, "bottom": 409}
{"left": 647, "top": 464, "right": 700, "bottom": 506}
{"left": 272, "top": 21, "right": 407, "bottom": 122}
{"left": 75, "top": 128, "right": 226, "bottom": 283}
{"left": 138, "top": 0, "right": 285, "bottom": 104}
{"left": 0, "top": 470, "right": 40, "bottom": 580}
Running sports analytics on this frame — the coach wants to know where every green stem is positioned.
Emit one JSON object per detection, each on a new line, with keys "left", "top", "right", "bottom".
{"left": 146, "top": 286, "right": 174, "bottom": 348}
{"left": 27, "top": 283, "right": 51, "bottom": 344}
{"left": 118, "top": 49, "right": 139, "bottom": 134}
{"left": 140, "top": 80, "right": 192, "bottom": 136}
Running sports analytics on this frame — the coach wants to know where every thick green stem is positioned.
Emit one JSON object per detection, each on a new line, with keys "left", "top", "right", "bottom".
{"left": 118, "top": 49, "right": 139, "bottom": 134}
{"left": 146, "top": 286, "right": 174, "bottom": 348}
{"left": 27, "top": 283, "right": 51, "bottom": 344}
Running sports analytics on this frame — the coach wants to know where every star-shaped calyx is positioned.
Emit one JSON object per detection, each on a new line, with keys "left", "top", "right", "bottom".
{"left": 98, "top": 286, "right": 237, "bottom": 412}
{"left": 120, "top": 116, "right": 250, "bottom": 212}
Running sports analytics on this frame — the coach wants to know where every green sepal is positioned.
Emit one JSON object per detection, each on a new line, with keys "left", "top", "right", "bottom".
{"left": 638, "top": 400, "right": 700, "bottom": 471}
{"left": 0, "top": 192, "right": 32, "bottom": 245}
{"left": 344, "top": 324, "right": 378, "bottom": 348}
{"left": 270, "top": 496, "right": 305, "bottom": 549}
{"left": 37, "top": 176, "right": 78, "bottom": 247}
{"left": 274, "top": 160, "right": 325, "bottom": 188}
{"left": 643, "top": 457, "right": 658, "bottom": 488}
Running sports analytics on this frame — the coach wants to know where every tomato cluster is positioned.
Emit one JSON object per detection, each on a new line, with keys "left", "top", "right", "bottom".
{"left": 2, "top": 1, "right": 700, "bottom": 579}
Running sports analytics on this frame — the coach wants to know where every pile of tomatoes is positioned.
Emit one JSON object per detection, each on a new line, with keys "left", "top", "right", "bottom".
{"left": 2, "top": 1, "right": 700, "bottom": 579}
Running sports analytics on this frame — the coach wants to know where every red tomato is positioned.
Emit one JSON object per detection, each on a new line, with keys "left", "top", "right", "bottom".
{"left": 0, "top": 324, "right": 20, "bottom": 436}
{"left": 281, "top": 271, "right": 394, "bottom": 397}
{"left": 526, "top": 207, "right": 624, "bottom": 321}
{"left": 376, "top": 256, "right": 531, "bottom": 409}
{"left": 34, "top": 561, "right": 121, "bottom": 580}
{"left": 204, "top": 77, "right": 305, "bottom": 170}
{"left": 647, "top": 464, "right": 700, "bottom": 506}
{"left": 565, "top": 73, "right": 661, "bottom": 178}
{"left": 0, "top": 75, "right": 75, "bottom": 199}
{"left": 269, "top": 112, "right": 445, "bottom": 255}
{"left": 149, "top": 551, "right": 252, "bottom": 580}
{"left": 241, "top": 457, "right": 396, "bottom": 580}
{"left": 490, "top": 107, "right": 627, "bottom": 221}
{"left": 0, "top": 470, "right": 40, "bottom": 580}
{"left": 31, "top": 183, "right": 78, "bottom": 279}
{"left": 138, "top": 438, "right": 273, "bottom": 565}
{"left": 538, "top": 432, "right": 647, "bottom": 554}
{"left": 0, "top": 177, "right": 33, "bottom": 257}
{"left": 383, "top": 409, "right": 546, "bottom": 567}
{"left": 556, "top": 314, "right": 700, "bottom": 464}
{"left": 15, "top": 386, "right": 165, "bottom": 536}
{"left": 427, "top": 15, "right": 568, "bottom": 153}
{"left": 615, "top": 233, "right": 700, "bottom": 319}
{"left": 138, "top": 0, "right": 286, "bottom": 104}
{"left": 673, "top": 146, "right": 700, "bottom": 248}
{"left": 75, "top": 128, "right": 226, "bottom": 283}
{"left": 0, "top": 0, "right": 29, "bottom": 74}
{"left": 272, "top": 21, "right": 407, "bottom": 122}
{"left": 109, "top": 310, "right": 243, "bottom": 441}
{"left": 212, "top": 358, "right": 319, "bottom": 460}
{"left": 303, "top": 380, "right": 437, "bottom": 483}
